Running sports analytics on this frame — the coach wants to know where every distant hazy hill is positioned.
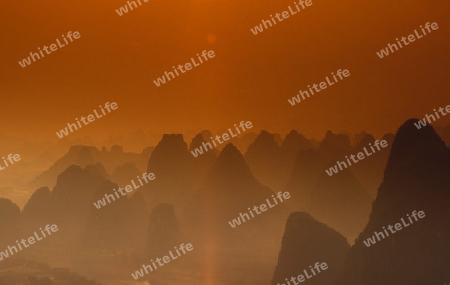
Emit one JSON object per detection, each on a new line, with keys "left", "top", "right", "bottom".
{"left": 30, "top": 145, "right": 152, "bottom": 190}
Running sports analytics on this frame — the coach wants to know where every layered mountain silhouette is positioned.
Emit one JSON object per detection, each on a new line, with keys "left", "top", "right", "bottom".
{"left": 2, "top": 122, "right": 448, "bottom": 284}
{"left": 233, "top": 132, "right": 257, "bottom": 153}
{"left": 145, "top": 203, "right": 182, "bottom": 257}
{"left": 78, "top": 179, "right": 147, "bottom": 251}
{"left": 352, "top": 131, "right": 369, "bottom": 147}
{"left": 51, "top": 165, "right": 107, "bottom": 232}
{"left": 111, "top": 162, "right": 141, "bottom": 187}
{"left": 281, "top": 131, "right": 314, "bottom": 170}
{"left": 84, "top": 162, "right": 110, "bottom": 180}
{"left": 182, "top": 143, "right": 290, "bottom": 284}
{"left": 245, "top": 131, "right": 284, "bottom": 191}
{"left": 336, "top": 119, "right": 450, "bottom": 285}
{"left": 319, "top": 131, "right": 352, "bottom": 162}
{"left": 0, "top": 198, "right": 21, "bottom": 248}
{"left": 309, "top": 168, "right": 372, "bottom": 243}
{"left": 23, "top": 164, "right": 109, "bottom": 246}
{"left": 22, "top": 187, "right": 53, "bottom": 230}
{"left": 144, "top": 134, "right": 196, "bottom": 212}
{"left": 189, "top": 132, "right": 218, "bottom": 188}
{"left": 183, "top": 143, "right": 289, "bottom": 249}
{"left": 271, "top": 212, "right": 350, "bottom": 285}
{"left": 284, "top": 149, "right": 326, "bottom": 210}
{"left": 30, "top": 145, "right": 151, "bottom": 190}
{"left": 30, "top": 146, "right": 98, "bottom": 190}
{"left": 350, "top": 133, "right": 393, "bottom": 198}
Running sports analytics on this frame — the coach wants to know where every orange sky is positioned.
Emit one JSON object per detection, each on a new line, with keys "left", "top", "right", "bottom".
{"left": 1, "top": 0, "right": 449, "bottom": 141}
